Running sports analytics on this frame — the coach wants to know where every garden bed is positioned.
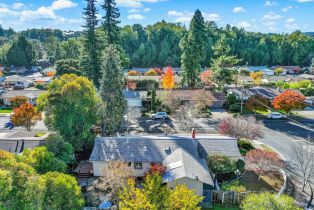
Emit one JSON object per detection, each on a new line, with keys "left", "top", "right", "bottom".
{"left": 222, "top": 171, "right": 284, "bottom": 193}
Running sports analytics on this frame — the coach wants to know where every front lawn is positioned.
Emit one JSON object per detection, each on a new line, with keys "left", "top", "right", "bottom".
{"left": 0, "top": 108, "right": 13, "bottom": 113}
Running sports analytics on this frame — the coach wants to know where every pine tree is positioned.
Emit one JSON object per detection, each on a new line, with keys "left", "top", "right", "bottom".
{"left": 82, "top": 0, "right": 101, "bottom": 87}
{"left": 99, "top": 45, "right": 126, "bottom": 135}
{"left": 6, "top": 36, "right": 35, "bottom": 67}
{"left": 102, "top": 0, "right": 120, "bottom": 45}
{"left": 180, "top": 9, "right": 206, "bottom": 88}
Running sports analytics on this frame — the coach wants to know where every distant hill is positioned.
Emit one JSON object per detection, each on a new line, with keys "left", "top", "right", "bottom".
{"left": 304, "top": 32, "right": 314, "bottom": 37}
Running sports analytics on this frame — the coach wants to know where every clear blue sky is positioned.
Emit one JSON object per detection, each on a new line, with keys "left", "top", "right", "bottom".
{"left": 0, "top": 0, "right": 313, "bottom": 33}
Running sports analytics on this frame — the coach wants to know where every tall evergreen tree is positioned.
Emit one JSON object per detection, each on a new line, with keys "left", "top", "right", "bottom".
{"left": 99, "top": 45, "right": 126, "bottom": 136}
{"left": 6, "top": 36, "right": 35, "bottom": 67}
{"left": 102, "top": 0, "right": 120, "bottom": 45}
{"left": 81, "top": 0, "right": 101, "bottom": 87}
{"left": 180, "top": 9, "right": 206, "bottom": 88}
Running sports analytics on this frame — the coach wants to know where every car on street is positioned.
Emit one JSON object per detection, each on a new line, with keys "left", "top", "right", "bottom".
{"left": 267, "top": 112, "right": 286, "bottom": 119}
{"left": 151, "top": 112, "right": 168, "bottom": 120}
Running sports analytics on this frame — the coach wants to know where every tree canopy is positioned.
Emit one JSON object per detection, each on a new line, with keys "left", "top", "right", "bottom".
{"left": 37, "top": 74, "right": 100, "bottom": 151}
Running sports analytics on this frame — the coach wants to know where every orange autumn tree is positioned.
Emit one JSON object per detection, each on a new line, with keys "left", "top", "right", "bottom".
{"left": 162, "top": 66, "right": 175, "bottom": 90}
{"left": 273, "top": 90, "right": 307, "bottom": 116}
{"left": 10, "top": 96, "right": 29, "bottom": 108}
{"left": 199, "top": 69, "right": 214, "bottom": 86}
{"left": 11, "top": 103, "right": 42, "bottom": 131}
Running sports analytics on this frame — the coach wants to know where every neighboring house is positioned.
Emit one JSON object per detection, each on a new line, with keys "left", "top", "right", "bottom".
{"left": 5, "top": 75, "right": 33, "bottom": 88}
{"left": 247, "top": 66, "right": 274, "bottom": 76}
{"left": 228, "top": 87, "right": 280, "bottom": 101}
{"left": 2, "top": 87, "right": 45, "bottom": 106}
{"left": 89, "top": 135, "right": 240, "bottom": 196}
{"left": 123, "top": 89, "right": 145, "bottom": 108}
{"left": 33, "top": 77, "right": 53, "bottom": 86}
{"left": 42, "top": 67, "right": 56, "bottom": 77}
{"left": 156, "top": 89, "right": 225, "bottom": 108}
{"left": 227, "top": 88, "right": 254, "bottom": 101}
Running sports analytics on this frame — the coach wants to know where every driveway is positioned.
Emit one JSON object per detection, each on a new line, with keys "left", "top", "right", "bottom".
{"left": 0, "top": 116, "right": 47, "bottom": 131}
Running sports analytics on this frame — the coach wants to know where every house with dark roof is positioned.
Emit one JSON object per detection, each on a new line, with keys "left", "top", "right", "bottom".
{"left": 89, "top": 135, "right": 240, "bottom": 196}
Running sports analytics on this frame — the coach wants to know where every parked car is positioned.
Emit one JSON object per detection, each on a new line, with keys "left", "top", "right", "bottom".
{"left": 267, "top": 112, "right": 286, "bottom": 119}
{"left": 151, "top": 112, "right": 168, "bottom": 120}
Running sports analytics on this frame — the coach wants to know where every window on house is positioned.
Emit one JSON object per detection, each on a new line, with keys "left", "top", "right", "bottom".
{"left": 128, "top": 162, "right": 131, "bottom": 167}
{"left": 134, "top": 162, "right": 142, "bottom": 170}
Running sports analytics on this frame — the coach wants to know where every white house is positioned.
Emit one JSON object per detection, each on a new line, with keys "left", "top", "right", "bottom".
{"left": 5, "top": 75, "right": 33, "bottom": 88}
{"left": 89, "top": 135, "right": 241, "bottom": 196}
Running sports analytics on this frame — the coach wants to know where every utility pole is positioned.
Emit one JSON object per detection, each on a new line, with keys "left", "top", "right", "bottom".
{"left": 240, "top": 62, "right": 248, "bottom": 115}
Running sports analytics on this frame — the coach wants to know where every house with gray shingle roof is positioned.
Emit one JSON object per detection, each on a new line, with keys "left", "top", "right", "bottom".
{"left": 89, "top": 134, "right": 240, "bottom": 196}
{"left": 1, "top": 87, "right": 45, "bottom": 106}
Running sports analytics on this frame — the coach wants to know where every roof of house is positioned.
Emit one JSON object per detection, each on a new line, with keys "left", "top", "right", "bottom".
{"left": 89, "top": 135, "right": 240, "bottom": 163}
{"left": 123, "top": 90, "right": 141, "bottom": 99}
{"left": 249, "top": 87, "right": 279, "bottom": 99}
{"left": 0, "top": 139, "right": 45, "bottom": 154}
{"left": 197, "top": 136, "right": 242, "bottom": 159}
{"left": 2, "top": 88, "right": 45, "bottom": 99}
{"left": 5, "top": 75, "right": 32, "bottom": 83}
{"left": 156, "top": 89, "right": 222, "bottom": 102}
{"left": 162, "top": 148, "right": 214, "bottom": 185}
{"left": 247, "top": 66, "right": 272, "bottom": 71}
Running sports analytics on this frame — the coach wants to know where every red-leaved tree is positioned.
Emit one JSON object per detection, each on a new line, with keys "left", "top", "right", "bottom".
{"left": 273, "top": 90, "right": 307, "bottom": 115}
{"left": 218, "top": 116, "right": 264, "bottom": 140}
{"left": 148, "top": 163, "right": 166, "bottom": 175}
{"left": 199, "top": 70, "right": 214, "bottom": 86}
{"left": 245, "top": 149, "right": 286, "bottom": 179}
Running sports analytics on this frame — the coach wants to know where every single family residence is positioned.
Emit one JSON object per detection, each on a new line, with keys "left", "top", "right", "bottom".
{"left": 89, "top": 134, "right": 241, "bottom": 196}
{"left": 2, "top": 87, "right": 45, "bottom": 106}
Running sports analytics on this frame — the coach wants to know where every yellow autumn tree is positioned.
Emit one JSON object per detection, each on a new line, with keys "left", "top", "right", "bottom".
{"left": 250, "top": 71, "right": 264, "bottom": 86}
{"left": 162, "top": 66, "right": 175, "bottom": 90}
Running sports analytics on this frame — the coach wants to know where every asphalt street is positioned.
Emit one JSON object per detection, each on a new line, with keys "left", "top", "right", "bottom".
{"left": 0, "top": 116, "right": 47, "bottom": 131}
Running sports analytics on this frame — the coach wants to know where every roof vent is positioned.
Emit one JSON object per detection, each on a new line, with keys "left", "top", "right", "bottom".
{"left": 165, "top": 147, "right": 171, "bottom": 154}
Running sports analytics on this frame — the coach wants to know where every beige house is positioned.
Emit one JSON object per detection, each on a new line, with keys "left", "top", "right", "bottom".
{"left": 89, "top": 135, "right": 241, "bottom": 196}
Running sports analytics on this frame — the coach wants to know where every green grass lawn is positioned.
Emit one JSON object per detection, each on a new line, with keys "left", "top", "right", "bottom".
{"left": 0, "top": 108, "right": 13, "bottom": 113}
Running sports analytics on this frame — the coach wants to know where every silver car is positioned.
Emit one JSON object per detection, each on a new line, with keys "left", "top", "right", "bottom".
{"left": 151, "top": 112, "right": 168, "bottom": 120}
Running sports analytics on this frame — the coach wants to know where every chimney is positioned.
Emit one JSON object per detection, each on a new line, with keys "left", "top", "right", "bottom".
{"left": 192, "top": 128, "right": 196, "bottom": 139}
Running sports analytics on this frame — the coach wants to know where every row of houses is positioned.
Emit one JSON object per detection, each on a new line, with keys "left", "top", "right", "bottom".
{"left": 125, "top": 66, "right": 305, "bottom": 76}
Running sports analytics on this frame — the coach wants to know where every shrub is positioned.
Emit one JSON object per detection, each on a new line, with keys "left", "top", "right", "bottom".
{"left": 221, "top": 180, "right": 246, "bottom": 192}
{"left": 45, "top": 134, "right": 75, "bottom": 165}
{"left": 207, "top": 154, "right": 237, "bottom": 174}
{"left": 227, "top": 93, "right": 237, "bottom": 105}
{"left": 238, "top": 139, "right": 255, "bottom": 156}
{"left": 137, "top": 79, "right": 159, "bottom": 90}
{"left": 128, "top": 70, "right": 140, "bottom": 76}
{"left": 145, "top": 69, "right": 158, "bottom": 76}
{"left": 229, "top": 104, "right": 241, "bottom": 113}
{"left": 241, "top": 192, "right": 301, "bottom": 210}
{"left": 236, "top": 159, "right": 245, "bottom": 172}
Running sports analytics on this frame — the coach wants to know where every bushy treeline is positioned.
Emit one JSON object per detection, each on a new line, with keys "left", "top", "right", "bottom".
{"left": 1, "top": 19, "right": 314, "bottom": 68}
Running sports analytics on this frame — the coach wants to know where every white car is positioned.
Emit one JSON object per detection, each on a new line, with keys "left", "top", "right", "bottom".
{"left": 267, "top": 112, "right": 286, "bottom": 119}
{"left": 151, "top": 112, "right": 168, "bottom": 120}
